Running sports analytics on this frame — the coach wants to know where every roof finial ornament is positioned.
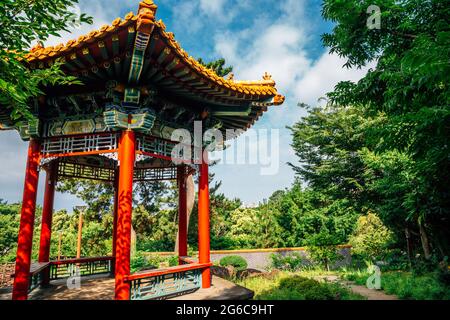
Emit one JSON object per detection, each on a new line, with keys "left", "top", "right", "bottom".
{"left": 262, "top": 72, "right": 272, "bottom": 81}
{"left": 227, "top": 73, "right": 234, "bottom": 81}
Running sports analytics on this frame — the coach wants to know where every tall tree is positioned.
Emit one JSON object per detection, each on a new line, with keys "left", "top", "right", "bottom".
{"left": 321, "top": 0, "right": 450, "bottom": 259}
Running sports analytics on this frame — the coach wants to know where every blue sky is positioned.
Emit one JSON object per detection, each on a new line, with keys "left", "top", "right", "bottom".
{"left": 0, "top": 0, "right": 373, "bottom": 210}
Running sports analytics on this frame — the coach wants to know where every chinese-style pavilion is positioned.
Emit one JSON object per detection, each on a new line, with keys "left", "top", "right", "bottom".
{"left": 2, "top": 0, "right": 284, "bottom": 300}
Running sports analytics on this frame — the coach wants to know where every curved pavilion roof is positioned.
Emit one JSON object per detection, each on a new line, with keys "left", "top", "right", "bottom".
{"left": 7, "top": 0, "right": 285, "bottom": 132}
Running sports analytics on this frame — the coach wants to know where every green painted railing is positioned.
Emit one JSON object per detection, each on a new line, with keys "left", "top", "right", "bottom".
{"left": 22, "top": 257, "right": 114, "bottom": 294}
{"left": 49, "top": 257, "right": 113, "bottom": 280}
{"left": 126, "top": 262, "right": 211, "bottom": 300}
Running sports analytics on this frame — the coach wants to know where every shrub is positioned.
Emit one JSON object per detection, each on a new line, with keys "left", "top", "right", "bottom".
{"left": 305, "top": 231, "right": 341, "bottom": 271}
{"left": 219, "top": 255, "right": 248, "bottom": 271}
{"left": 168, "top": 255, "right": 179, "bottom": 267}
{"left": 239, "top": 273, "right": 365, "bottom": 300}
{"left": 279, "top": 276, "right": 335, "bottom": 300}
{"left": 270, "top": 253, "right": 305, "bottom": 271}
{"left": 349, "top": 212, "right": 394, "bottom": 262}
{"left": 131, "top": 251, "right": 148, "bottom": 273}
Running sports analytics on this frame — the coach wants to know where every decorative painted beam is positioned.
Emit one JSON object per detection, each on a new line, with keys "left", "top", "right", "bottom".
{"left": 210, "top": 105, "right": 251, "bottom": 116}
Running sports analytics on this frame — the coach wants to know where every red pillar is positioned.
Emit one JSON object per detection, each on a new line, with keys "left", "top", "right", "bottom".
{"left": 198, "top": 151, "right": 211, "bottom": 288}
{"left": 114, "top": 130, "right": 135, "bottom": 300}
{"left": 112, "top": 134, "right": 122, "bottom": 267}
{"left": 38, "top": 161, "right": 58, "bottom": 286}
{"left": 12, "top": 139, "right": 41, "bottom": 300}
{"left": 178, "top": 166, "right": 188, "bottom": 263}
{"left": 111, "top": 169, "right": 119, "bottom": 275}
{"left": 38, "top": 161, "right": 57, "bottom": 263}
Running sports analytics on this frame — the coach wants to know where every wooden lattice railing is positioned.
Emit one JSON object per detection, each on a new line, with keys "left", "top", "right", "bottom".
{"left": 124, "top": 262, "right": 212, "bottom": 300}
{"left": 49, "top": 256, "right": 114, "bottom": 280}
{"left": 7, "top": 257, "right": 115, "bottom": 294}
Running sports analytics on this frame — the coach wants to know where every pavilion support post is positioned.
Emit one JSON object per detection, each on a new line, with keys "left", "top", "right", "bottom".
{"left": 12, "top": 139, "right": 41, "bottom": 300}
{"left": 178, "top": 166, "right": 188, "bottom": 264}
{"left": 198, "top": 151, "right": 211, "bottom": 288}
{"left": 112, "top": 169, "right": 119, "bottom": 275}
{"left": 114, "top": 130, "right": 135, "bottom": 300}
{"left": 38, "top": 161, "right": 58, "bottom": 286}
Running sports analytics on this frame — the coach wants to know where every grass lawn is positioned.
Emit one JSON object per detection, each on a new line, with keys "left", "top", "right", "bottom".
{"left": 236, "top": 271, "right": 365, "bottom": 300}
{"left": 340, "top": 270, "right": 450, "bottom": 300}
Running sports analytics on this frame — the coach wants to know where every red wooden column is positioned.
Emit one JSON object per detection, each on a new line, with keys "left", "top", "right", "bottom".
{"left": 198, "top": 151, "right": 211, "bottom": 288}
{"left": 112, "top": 134, "right": 122, "bottom": 268}
{"left": 38, "top": 161, "right": 58, "bottom": 286}
{"left": 178, "top": 166, "right": 188, "bottom": 264}
{"left": 112, "top": 169, "right": 119, "bottom": 259}
{"left": 12, "top": 139, "right": 41, "bottom": 300}
{"left": 114, "top": 130, "right": 135, "bottom": 300}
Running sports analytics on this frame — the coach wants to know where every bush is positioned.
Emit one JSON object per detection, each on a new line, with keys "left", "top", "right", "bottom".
{"left": 137, "top": 239, "right": 175, "bottom": 252}
{"left": 349, "top": 212, "right": 394, "bottom": 262}
{"left": 131, "top": 251, "right": 148, "bottom": 273}
{"left": 168, "top": 255, "right": 179, "bottom": 267}
{"left": 307, "top": 245, "right": 339, "bottom": 271}
{"left": 219, "top": 255, "right": 248, "bottom": 271}
{"left": 270, "top": 253, "right": 305, "bottom": 271}
{"left": 238, "top": 273, "right": 365, "bottom": 300}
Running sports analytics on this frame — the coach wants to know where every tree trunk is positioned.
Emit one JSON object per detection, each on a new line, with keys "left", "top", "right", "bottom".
{"left": 418, "top": 220, "right": 432, "bottom": 260}
{"left": 175, "top": 174, "right": 195, "bottom": 253}
{"left": 405, "top": 227, "right": 413, "bottom": 266}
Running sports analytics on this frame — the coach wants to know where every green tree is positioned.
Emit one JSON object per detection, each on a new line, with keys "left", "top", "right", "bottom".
{"left": 289, "top": 104, "right": 370, "bottom": 211}
{"left": 198, "top": 58, "right": 233, "bottom": 77}
{"left": 321, "top": 0, "right": 450, "bottom": 259}
{"left": 349, "top": 212, "right": 394, "bottom": 261}
{"left": 0, "top": 0, "right": 92, "bottom": 123}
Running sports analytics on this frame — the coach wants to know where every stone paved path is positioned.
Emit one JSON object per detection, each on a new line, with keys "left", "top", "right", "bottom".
{"left": 314, "top": 275, "right": 398, "bottom": 300}
{"left": 340, "top": 280, "right": 398, "bottom": 300}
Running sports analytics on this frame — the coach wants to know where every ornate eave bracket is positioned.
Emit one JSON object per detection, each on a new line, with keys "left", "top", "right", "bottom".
{"left": 103, "top": 107, "right": 156, "bottom": 133}
{"left": 18, "top": 118, "right": 40, "bottom": 141}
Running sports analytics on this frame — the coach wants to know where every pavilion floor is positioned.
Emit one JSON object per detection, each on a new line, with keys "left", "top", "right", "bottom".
{"left": 0, "top": 275, "right": 253, "bottom": 300}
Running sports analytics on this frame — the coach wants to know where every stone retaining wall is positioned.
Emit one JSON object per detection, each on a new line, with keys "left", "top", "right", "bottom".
{"left": 210, "top": 247, "right": 352, "bottom": 271}
{"left": 145, "top": 246, "right": 352, "bottom": 271}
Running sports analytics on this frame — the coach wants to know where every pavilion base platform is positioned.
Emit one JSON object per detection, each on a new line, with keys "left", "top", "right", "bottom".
{"left": 19, "top": 276, "right": 253, "bottom": 301}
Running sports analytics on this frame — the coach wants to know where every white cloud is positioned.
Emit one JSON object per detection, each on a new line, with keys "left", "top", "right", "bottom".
{"left": 43, "top": 0, "right": 127, "bottom": 47}
{"left": 199, "top": 0, "right": 226, "bottom": 15}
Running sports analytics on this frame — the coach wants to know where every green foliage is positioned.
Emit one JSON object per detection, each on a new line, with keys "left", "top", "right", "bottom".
{"left": 349, "top": 212, "right": 394, "bottom": 262}
{"left": 197, "top": 58, "right": 233, "bottom": 77}
{"left": 0, "top": 0, "right": 92, "bottom": 123}
{"left": 130, "top": 251, "right": 148, "bottom": 274}
{"left": 239, "top": 273, "right": 364, "bottom": 300}
{"left": 342, "top": 270, "right": 450, "bottom": 300}
{"left": 306, "top": 240, "right": 340, "bottom": 271}
{"left": 0, "top": 201, "right": 20, "bottom": 261}
{"left": 219, "top": 255, "right": 248, "bottom": 271}
{"left": 321, "top": 0, "right": 450, "bottom": 261}
{"left": 270, "top": 253, "right": 305, "bottom": 272}
{"left": 131, "top": 253, "right": 179, "bottom": 273}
